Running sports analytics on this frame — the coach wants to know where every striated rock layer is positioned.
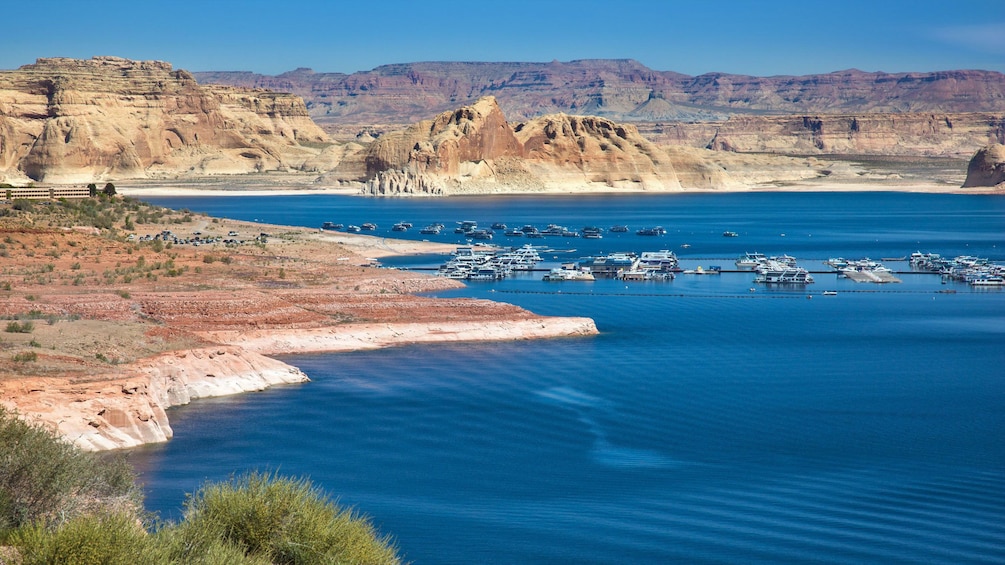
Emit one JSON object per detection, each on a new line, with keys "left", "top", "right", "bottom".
{"left": 193, "top": 60, "right": 1005, "bottom": 126}
{"left": 0, "top": 56, "right": 329, "bottom": 183}
{"left": 644, "top": 113, "right": 1005, "bottom": 158}
{"left": 358, "top": 96, "right": 722, "bottom": 195}
{"left": 962, "top": 144, "right": 1005, "bottom": 188}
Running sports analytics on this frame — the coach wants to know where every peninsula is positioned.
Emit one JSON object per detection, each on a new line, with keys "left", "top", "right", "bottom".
{"left": 0, "top": 196, "right": 596, "bottom": 451}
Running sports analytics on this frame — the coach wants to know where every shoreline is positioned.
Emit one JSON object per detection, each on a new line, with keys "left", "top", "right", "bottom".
{"left": 114, "top": 179, "right": 1001, "bottom": 198}
{"left": 7, "top": 318, "right": 598, "bottom": 452}
{"left": 1, "top": 174, "right": 995, "bottom": 453}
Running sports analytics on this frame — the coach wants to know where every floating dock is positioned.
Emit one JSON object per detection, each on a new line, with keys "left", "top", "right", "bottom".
{"left": 842, "top": 270, "right": 902, "bottom": 283}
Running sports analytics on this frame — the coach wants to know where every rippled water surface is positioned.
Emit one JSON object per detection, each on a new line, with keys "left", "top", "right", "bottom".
{"left": 130, "top": 192, "right": 1004, "bottom": 564}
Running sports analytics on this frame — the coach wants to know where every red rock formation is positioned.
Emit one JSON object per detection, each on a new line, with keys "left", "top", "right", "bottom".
{"left": 0, "top": 57, "right": 329, "bottom": 182}
{"left": 359, "top": 97, "right": 693, "bottom": 194}
{"left": 515, "top": 113, "right": 680, "bottom": 190}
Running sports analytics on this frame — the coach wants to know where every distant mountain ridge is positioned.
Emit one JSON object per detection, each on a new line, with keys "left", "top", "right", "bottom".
{"left": 193, "top": 59, "right": 1005, "bottom": 126}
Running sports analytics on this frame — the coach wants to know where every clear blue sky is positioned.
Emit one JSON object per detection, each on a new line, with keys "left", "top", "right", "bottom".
{"left": 4, "top": 0, "right": 1003, "bottom": 76}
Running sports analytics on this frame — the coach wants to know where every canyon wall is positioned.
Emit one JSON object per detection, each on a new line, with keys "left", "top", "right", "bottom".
{"left": 0, "top": 57, "right": 329, "bottom": 183}
{"left": 194, "top": 61, "right": 1005, "bottom": 127}
{"left": 643, "top": 113, "right": 1005, "bottom": 158}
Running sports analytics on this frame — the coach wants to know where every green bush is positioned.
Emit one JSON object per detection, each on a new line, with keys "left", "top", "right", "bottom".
{"left": 11, "top": 351, "right": 38, "bottom": 362}
{"left": 174, "top": 471, "right": 401, "bottom": 565}
{"left": 5, "top": 321, "right": 34, "bottom": 333}
{"left": 9, "top": 511, "right": 159, "bottom": 565}
{"left": 0, "top": 407, "right": 140, "bottom": 532}
{"left": 0, "top": 413, "right": 399, "bottom": 564}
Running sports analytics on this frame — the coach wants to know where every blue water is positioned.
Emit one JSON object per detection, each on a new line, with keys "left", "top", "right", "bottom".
{"left": 129, "top": 192, "right": 1005, "bottom": 564}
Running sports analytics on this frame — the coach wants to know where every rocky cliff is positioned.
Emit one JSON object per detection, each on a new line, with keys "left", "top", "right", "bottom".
{"left": 194, "top": 60, "right": 1005, "bottom": 127}
{"left": 0, "top": 57, "right": 329, "bottom": 183}
{"left": 644, "top": 113, "right": 1005, "bottom": 158}
{"left": 962, "top": 144, "right": 1005, "bottom": 188}
{"left": 358, "top": 96, "right": 716, "bottom": 195}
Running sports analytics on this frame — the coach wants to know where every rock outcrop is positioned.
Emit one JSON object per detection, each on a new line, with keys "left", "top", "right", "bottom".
{"left": 0, "top": 56, "right": 329, "bottom": 183}
{"left": 3, "top": 346, "right": 309, "bottom": 451}
{"left": 515, "top": 113, "right": 681, "bottom": 190}
{"left": 358, "top": 96, "right": 723, "bottom": 194}
{"left": 962, "top": 144, "right": 1005, "bottom": 188}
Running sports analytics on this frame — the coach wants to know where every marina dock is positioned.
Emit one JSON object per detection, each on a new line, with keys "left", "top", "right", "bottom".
{"left": 840, "top": 269, "right": 902, "bottom": 283}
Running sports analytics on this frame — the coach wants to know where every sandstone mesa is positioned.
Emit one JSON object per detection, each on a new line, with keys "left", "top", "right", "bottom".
{"left": 0, "top": 56, "right": 327, "bottom": 184}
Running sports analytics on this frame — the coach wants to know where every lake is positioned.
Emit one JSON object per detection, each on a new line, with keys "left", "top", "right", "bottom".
{"left": 129, "top": 191, "right": 1004, "bottom": 564}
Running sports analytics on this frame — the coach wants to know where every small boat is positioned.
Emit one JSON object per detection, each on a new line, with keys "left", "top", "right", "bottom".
{"left": 419, "top": 224, "right": 443, "bottom": 235}
{"left": 822, "top": 290, "right": 838, "bottom": 296}
{"left": 881, "top": 256, "right": 907, "bottom": 262}
{"left": 321, "top": 221, "right": 343, "bottom": 231}
{"left": 609, "top": 225, "right": 629, "bottom": 233}
{"left": 361, "top": 223, "right": 377, "bottom": 231}
{"left": 391, "top": 222, "right": 409, "bottom": 232}
{"left": 722, "top": 231, "right": 738, "bottom": 237}
{"left": 491, "top": 222, "right": 507, "bottom": 230}
{"left": 346, "top": 225, "right": 361, "bottom": 233}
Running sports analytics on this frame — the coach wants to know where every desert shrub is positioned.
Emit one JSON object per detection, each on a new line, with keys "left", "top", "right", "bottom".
{"left": 8, "top": 511, "right": 158, "bottom": 565}
{"left": 5, "top": 321, "right": 34, "bottom": 333}
{"left": 0, "top": 407, "right": 140, "bottom": 532}
{"left": 11, "top": 351, "right": 37, "bottom": 362}
{"left": 151, "top": 525, "right": 272, "bottom": 565}
{"left": 174, "top": 471, "right": 401, "bottom": 565}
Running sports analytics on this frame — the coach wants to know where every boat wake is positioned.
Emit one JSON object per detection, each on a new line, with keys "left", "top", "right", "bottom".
{"left": 535, "top": 386, "right": 683, "bottom": 469}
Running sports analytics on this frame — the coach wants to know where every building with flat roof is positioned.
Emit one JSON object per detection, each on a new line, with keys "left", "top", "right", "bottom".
{"left": 3, "top": 187, "right": 92, "bottom": 200}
